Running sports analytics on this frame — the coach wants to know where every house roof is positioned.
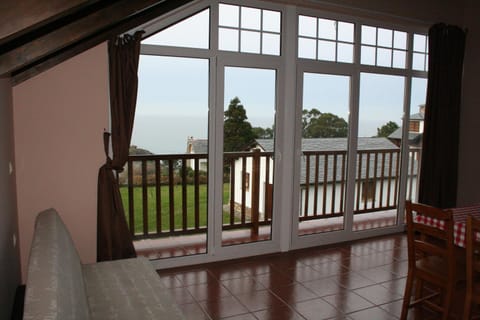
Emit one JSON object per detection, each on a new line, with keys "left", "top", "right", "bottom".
{"left": 388, "top": 128, "right": 423, "bottom": 142}
{"left": 256, "top": 137, "right": 416, "bottom": 185}
{"left": 256, "top": 137, "right": 399, "bottom": 153}
{"left": 410, "top": 112, "right": 424, "bottom": 120}
{"left": 186, "top": 137, "right": 417, "bottom": 184}
{"left": 187, "top": 138, "right": 208, "bottom": 154}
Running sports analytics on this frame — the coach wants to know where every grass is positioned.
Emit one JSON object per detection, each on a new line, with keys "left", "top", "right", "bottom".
{"left": 120, "top": 183, "right": 232, "bottom": 235}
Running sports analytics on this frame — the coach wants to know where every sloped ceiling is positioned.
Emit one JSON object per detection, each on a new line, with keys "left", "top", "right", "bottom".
{"left": 0, "top": 0, "right": 193, "bottom": 84}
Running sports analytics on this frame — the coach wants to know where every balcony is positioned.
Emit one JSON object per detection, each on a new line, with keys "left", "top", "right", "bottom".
{"left": 120, "top": 146, "right": 420, "bottom": 259}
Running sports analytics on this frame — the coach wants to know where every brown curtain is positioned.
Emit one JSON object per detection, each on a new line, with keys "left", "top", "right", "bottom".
{"left": 418, "top": 23, "right": 466, "bottom": 209}
{"left": 97, "top": 31, "right": 144, "bottom": 261}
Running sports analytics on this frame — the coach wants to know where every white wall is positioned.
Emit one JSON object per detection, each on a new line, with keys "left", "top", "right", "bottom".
{"left": 13, "top": 43, "right": 109, "bottom": 280}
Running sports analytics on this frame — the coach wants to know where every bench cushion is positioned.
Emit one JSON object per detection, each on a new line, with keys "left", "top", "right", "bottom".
{"left": 83, "top": 257, "right": 185, "bottom": 320}
{"left": 23, "top": 208, "right": 91, "bottom": 320}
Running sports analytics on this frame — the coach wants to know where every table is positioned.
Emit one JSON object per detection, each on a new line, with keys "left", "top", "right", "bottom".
{"left": 414, "top": 204, "right": 480, "bottom": 247}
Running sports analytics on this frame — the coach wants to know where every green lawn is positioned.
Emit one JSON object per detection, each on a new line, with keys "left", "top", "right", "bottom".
{"left": 120, "top": 183, "right": 232, "bottom": 235}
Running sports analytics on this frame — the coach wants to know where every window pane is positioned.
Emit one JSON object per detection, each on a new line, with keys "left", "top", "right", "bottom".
{"left": 338, "top": 22, "right": 354, "bottom": 42}
{"left": 413, "top": 34, "right": 427, "bottom": 52}
{"left": 337, "top": 43, "right": 353, "bottom": 63}
{"left": 133, "top": 56, "right": 210, "bottom": 257}
{"left": 219, "top": 4, "right": 239, "bottom": 27}
{"left": 378, "top": 28, "right": 392, "bottom": 47}
{"left": 299, "top": 15, "right": 317, "bottom": 37}
{"left": 392, "top": 50, "right": 406, "bottom": 68}
{"left": 361, "top": 45, "right": 376, "bottom": 65}
{"left": 356, "top": 73, "right": 405, "bottom": 231}
{"left": 318, "top": 40, "right": 336, "bottom": 61}
{"left": 412, "top": 53, "right": 425, "bottom": 70}
{"left": 143, "top": 9, "right": 210, "bottom": 49}
{"left": 241, "top": 7, "right": 261, "bottom": 30}
{"left": 318, "top": 18, "right": 336, "bottom": 40}
{"left": 262, "top": 33, "right": 280, "bottom": 55}
{"left": 223, "top": 67, "right": 276, "bottom": 245}
{"left": 241, "top": 30, "right": 261, "bottom": 53}
{"left": 377, "top": 48, "right": 392, "bottom": 67}
{"left": 298, "top": 37, "right": 317, "bottom": 59}
{"left": 263, "top": 10, "right": 281, "bottom": 32}
{"left": 393, "top": 31, "right": 407, "bottom": 49}
{"left": 361, "top": 26, "right": 377, "bottom": 45}
{"left": 219, "top": 28, "right": 239, "bottom": 51}
{"left": 300, "top": 73, "right": 351, "bottom": 235}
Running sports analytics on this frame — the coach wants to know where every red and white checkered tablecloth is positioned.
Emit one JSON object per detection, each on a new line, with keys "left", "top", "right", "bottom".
{"left": 413, "top": 205, "right": 480, "bottom": 248}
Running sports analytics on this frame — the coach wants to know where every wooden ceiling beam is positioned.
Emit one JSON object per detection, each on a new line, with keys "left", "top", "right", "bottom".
{"left": 0, "top": 0, "right": 193, "bottom": 82}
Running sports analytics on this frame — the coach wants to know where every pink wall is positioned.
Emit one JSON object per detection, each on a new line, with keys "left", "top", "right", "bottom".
{"left": 13, "top": 43, "right": 109, "bottom": 280}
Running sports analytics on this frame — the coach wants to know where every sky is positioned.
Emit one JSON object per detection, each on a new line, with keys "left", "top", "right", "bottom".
{"left": 130, "top": 6, "right": 428, "bottom": 155}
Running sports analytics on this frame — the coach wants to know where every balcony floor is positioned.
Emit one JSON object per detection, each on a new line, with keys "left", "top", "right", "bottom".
{"left": 156, "top": 232, "right": 470, "bottom": 319}
{"left": 135, "top": 210, "right": 399, "bottom": 260}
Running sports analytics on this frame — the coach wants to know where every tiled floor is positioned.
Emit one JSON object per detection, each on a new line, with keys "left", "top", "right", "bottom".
{"left": 156, "top": 232, "right": 454, "bottom": 320}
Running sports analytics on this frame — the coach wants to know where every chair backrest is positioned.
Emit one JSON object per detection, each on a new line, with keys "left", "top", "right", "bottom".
{"left": 466, "top": 215, "right": 480, "bottom": 288}
{"left": 405, "top": 200, "right": 455, "bottom": 277}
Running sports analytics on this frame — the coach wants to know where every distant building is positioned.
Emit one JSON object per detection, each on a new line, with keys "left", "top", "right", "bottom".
{"left": 388, "top": 104, "right": 425, "bottom": 147}
{"left": 186, "top": 136, "right": 208, "bottom": 171}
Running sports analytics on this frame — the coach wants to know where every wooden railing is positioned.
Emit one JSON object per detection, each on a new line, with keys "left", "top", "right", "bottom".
{"left": 121, "top": 148, "right": 420, "bottom": 239}
{"left": 299, "top": 148, "right": 420, "bottom": 221}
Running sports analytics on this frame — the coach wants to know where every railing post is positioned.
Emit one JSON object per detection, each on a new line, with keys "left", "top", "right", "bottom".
{"left": 251, "top": 148, "right": 260, "bottom": 236}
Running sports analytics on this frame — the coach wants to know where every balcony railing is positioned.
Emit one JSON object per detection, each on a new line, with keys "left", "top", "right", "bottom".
{"left": 120, "top": 147, "right": 420, "bottom": 240}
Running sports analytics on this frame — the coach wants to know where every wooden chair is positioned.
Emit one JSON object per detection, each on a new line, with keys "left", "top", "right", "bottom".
{"left": 463, "top": 215, "right": 480, "bottom": 319}
{"left": 401, "top": 200, "right": 464, "bottom": 320}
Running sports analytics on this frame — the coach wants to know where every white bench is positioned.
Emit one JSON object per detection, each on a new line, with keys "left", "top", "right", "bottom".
{"left": 23, "top": 208, "right": 185, "bottom": 320}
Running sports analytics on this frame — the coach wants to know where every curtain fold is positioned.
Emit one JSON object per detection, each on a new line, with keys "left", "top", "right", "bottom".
{"left": 97, "top": 31, "right": 144, "bottom": 262}
{"left": 418, "top": 23, "right": 466, "bottom": 208}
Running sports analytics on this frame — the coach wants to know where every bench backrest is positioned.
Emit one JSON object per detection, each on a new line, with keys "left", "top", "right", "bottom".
{"left": 23, "top": 208, "right": 91, "bottom": 320}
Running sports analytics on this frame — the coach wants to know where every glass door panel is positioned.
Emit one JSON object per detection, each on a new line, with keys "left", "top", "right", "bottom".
{"left": 354, "top": 73, "right": 405, "bottom": 231}
{"left": 406, "top": 77, "right": 427, "bottom": 202}
{"left": 299, "top": 73, "right": 351, "bottom": 236}
{"left": 222, "top": 66, "right": 276, "bottom": 246}
{"left": 125, "top": 55, "right": 209, "bottom": 259}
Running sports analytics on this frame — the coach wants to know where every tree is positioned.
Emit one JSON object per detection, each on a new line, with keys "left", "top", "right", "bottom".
{"left": 302, "top": 108, "right": 348, "bottom": 138}
{"left": 252, "top": 126, "right": 274, "bottom": 139}
{"left": 376, "top": 121, "right": 399, "bottom": 137}
{"left": 223, "top": 97, "right": 257, "bottom": 152}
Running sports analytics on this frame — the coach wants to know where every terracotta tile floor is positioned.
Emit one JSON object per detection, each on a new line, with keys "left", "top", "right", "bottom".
{"left": 157, "top": 232, "right": 465, "bottom": 319}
